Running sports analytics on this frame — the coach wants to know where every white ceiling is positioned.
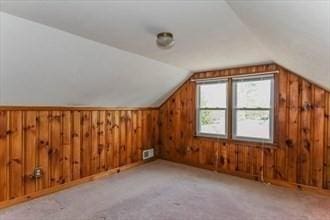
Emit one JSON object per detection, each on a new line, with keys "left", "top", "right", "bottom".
{"left": 0, "top": 0, "right": 329, "bottom": 107}
{"left": 0, "top": 0, "right": 271, "bottom": 71}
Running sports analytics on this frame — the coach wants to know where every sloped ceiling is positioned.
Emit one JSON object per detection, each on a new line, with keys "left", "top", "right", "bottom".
{"left": 0, "top": 1, "right": 329, "bottom": 107}
{"left": 0, "top": 0, "right": 271, "bottom": 71}
{"left": 0, "top": 12, "right": 189, "bottom": 106}
{"left": 227, "top": 0, "right": 330, "bottom": 90}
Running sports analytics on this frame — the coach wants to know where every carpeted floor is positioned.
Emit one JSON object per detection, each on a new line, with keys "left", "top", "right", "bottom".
{"left": 0, "top": 159, "right": 329, "bottom": 220}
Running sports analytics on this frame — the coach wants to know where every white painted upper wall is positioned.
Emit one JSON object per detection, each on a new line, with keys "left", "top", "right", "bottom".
{"left": 0, "top": 12, "right": 189, "bottom": 106}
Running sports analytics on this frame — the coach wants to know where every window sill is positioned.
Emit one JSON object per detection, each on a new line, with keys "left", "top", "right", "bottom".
{"left": 196, "top": 133, "right": 227, "bottom": 139}
{"left": 194, "top": 135, "right": 278, "bottom": 148}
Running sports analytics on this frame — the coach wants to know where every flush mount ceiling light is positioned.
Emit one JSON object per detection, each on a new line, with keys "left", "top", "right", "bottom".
{"left": 156, "top": 32, "right": 175, "bottom": 49}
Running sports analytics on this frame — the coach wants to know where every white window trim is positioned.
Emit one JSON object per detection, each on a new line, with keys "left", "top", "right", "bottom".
{"left": 196, "top": 80, "right": 228, "bottom": 138}
{"left": 231, "top": 74, "right": 275, "bottom": 143}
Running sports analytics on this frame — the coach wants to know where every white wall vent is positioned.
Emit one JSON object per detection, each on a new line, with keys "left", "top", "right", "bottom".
{"left": 143, "top": 148, "right": 154, "bottom": 160}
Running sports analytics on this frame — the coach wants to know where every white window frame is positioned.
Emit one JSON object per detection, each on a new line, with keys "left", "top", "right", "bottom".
{"left": 196, "top": 80, "right": 228, "bottom": 138}
{"left": 231, "top": 74, "right": 274, "bottom": 143}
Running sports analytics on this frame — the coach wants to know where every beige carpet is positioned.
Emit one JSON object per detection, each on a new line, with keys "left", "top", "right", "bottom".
{"left": 0, "top": 160, "right": 329, "bottom": 220}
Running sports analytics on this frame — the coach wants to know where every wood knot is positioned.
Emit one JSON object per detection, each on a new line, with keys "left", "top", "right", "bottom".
{"left": 285, "top": 139, "right": 294, "bottom": 148}
{"left": 12, "top": 158, "right": 21, "bottom": 164}
{"left": 72, "top": 133, "right": 79, "bottom": 138}
{"left": 302, "top": 127, "right": 309, "bottom": 134}
{"left": 302, "top": 102, "right": 312, "bottom": 111}
{"left": 303, "top": 140, "right": 311, "bottom": 151}
{"left": 219, "top": 156, "right": 225, "bottom": 165}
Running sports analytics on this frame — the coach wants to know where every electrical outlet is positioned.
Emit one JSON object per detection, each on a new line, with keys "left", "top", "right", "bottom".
{"left": 33, "top": 167, "right": 42, "bottom": 178}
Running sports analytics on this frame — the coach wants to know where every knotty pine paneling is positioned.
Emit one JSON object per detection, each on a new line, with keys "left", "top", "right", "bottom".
{"left": 159, "top": 63, "right": 330, "bottom": 191}
{"left": 0, "top": 109, "right": 159, "bottom": 205}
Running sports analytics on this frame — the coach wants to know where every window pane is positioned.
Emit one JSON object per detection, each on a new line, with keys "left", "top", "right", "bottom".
{"left": 199, "top": 82, "right": 227, "bottom": 108}
{"left": 235, "top": 78, "right": 272, "bottom": 108}
{"left": 199, "top": 110, "right": 226, "bottom": 135}
{"left": 235, "top": 110, "right": 270, "bottom": 139}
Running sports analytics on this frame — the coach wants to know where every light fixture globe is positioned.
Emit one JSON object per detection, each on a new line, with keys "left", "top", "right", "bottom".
{"left": 156, "top": 32, "right": 175, "bottom": 49}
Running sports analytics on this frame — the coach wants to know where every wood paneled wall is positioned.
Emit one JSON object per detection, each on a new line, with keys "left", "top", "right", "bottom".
{"left": 159, "top": 63, "right": 330, "bottom": 191}
{"left": 0, "top": 64, "right": 329, "bottom": 208}
{"left": 0, "top": 108, "right": 159, "bottom": 205}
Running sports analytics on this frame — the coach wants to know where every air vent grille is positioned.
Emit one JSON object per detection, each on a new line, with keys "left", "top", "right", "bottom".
{"left": 143, "top": 148, "right": 154, "bottom": 160}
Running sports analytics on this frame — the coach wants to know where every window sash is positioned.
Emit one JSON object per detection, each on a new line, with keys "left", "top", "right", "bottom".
{"left": 232, "top": 75, "right": 274, "bottom": 109}
{"left": 197, "top": 109, "right": 227, "bottom": 138}
{"left": 232, "top": 75, "right": 274, "bottom": 143}
{"left": 232, "top": 109, "right": 274, "bottom": 143}
{"left": 196, "top": 80, "right": 228, "bottom": 138}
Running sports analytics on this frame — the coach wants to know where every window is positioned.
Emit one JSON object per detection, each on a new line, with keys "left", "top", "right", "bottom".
{"left": 196, "top": 80, "right": 227, "bottom": 137}
{"left": 195, "top": 74, "right": 275, "bottom": 143}
{"left": 232, "top": 75, "right": 274, "bottom": 142}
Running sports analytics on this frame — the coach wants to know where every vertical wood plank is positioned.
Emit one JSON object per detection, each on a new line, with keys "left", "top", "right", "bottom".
{"left": 151, "top": 110, "right": 159, "bottom": 156}
{"left": 275, "top": 68, "right": 288, "bottom": 181}
{"left": 50, "top": 111, "right": 62, "bottom": 186}
{"left": 263, "top": 148, "right": 275, "bottom": 179}
{"left": 126, "top": 111, "right": 132, "bottom": 164}
{"left": 159, "top": 106, "right": 168, "bottom": 159}
{"left": 72, "top": 111, "right": 81, "bottom": 180}
{"left": 81, "top": 111, "right": 91, "bottom": 177}
{"left": 23, "top": 111, "right": 37, "bottom": 194}
{"left": 311, "top": 86, "right": 325, "bottom": 187}
{"left": 105, "top": 111, "right": 114, "bottom": 169}
{"left": 228, "top": 144, "right": 237, "bottom": 172}
{"left": 99, "top": 111, "right": 106, "bottom": 171}
{"left": 0, "top": 111, "right": 8, "bottom": 201}
{"left": 62, "top": 111, "right": 71, "bottom": 183}
{"left": 119, "top": 111, "right": 127, "bottom": 166}
{"left": 9, "top": 111, "right": 23, "bottom": 199}
{"left": 131, "top": 111, "right": 138, "bottom": 162}
{"left": 37, "top": 111, "right": 49, "bottom": 190}
{"left": 299, "top": 80, "right": 312, "bottom": 185}
{"left": 218, "top": 142, "right": 228, "bottom": 171}
{"left": 113, "top": 111, "right": 120, "bottom": 168}
{"left": 137, "top": 110, "right": 143, "bottom": 161}
{"left": 287, "top": 74, "right": 299, "bottom": 183}
{"left": 141, "top": 110, "right": 147, "bottom": 150}
{"left": 237, "top": 145, "right": 247, "bottom": 173}
{"left": 186, "top": 81, "right": 194, "bottom": 163}
{"left": 91, "top": 111, "right": 99, "bottom": 174}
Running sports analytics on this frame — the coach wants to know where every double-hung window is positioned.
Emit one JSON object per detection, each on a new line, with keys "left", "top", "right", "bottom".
{"left": 196, "top": 74, "right": 274, "bottom": 143}
{"left": 196, "top": 80, "right": 228, "bottom": 138}
{"left": 232, "top": 75, "right": 274, "bottom": 142}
